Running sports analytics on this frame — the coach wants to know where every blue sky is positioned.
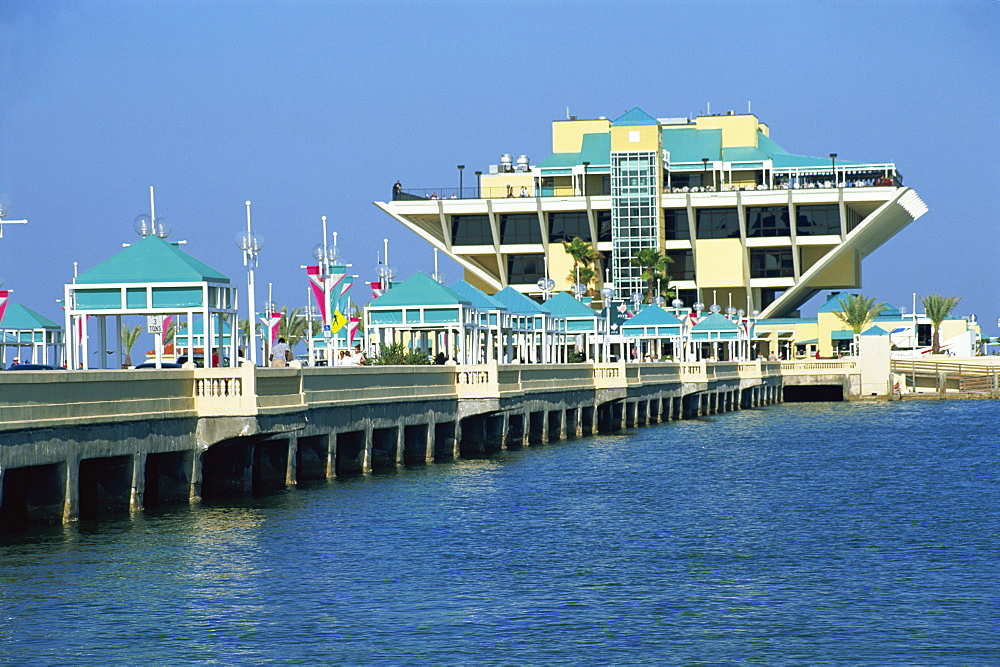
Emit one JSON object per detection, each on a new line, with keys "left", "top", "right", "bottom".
{"left": 1, "top": 0, "right": 997, "bottom": 340}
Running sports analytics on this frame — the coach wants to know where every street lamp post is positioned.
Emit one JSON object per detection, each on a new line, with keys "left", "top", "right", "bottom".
{"left": 830, "top": 153, "right": 838, "bottom": 186}
{"left": 672, "top": 298, "right": 685, "bottom": 361}
{"left": 236, "top": 200, "right": 264, "bottom": 366}
{"left": 0, "top": 194, "right": 28, "bottom": 239}
{"left": 474, "top": 171, "right": 482, "bottom": 199}
{"left": 601, "top": 284, "right": 615, "bottom": 362}
{"left": 457, "top": 165, "right": 465, "bottom": 198}
{"left": 581, "top": 161, "right": 589, "bottom": 196}
{"left": 701, "top": 157, "right": 709, "bottom": 189}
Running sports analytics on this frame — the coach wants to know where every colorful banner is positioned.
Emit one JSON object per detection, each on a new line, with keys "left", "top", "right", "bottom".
{"left": 369, "top": 281, "right": 384, "bottom": 299}
{"left": 161, "top": 314, "right": 173, "bottom": 343}
{"left": 307, "top": 265, "right": 351, "bottom": 326}
{"left": 347, "top": 317, "right": 360, "bottom": 346}
{"left": 259, "top": 312, "right": 282, "bottom": 346}
{"left": 0, "top": 290, "right": 8, "bottom": 324}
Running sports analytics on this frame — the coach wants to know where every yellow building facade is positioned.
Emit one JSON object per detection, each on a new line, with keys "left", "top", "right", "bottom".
{"left": 375, "top": 107, "right": 928, "bottom": 321}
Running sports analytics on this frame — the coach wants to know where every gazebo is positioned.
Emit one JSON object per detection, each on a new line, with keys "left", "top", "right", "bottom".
{"left": 539, "top": 292, "right": 603, "bottom": 361}
{"left": 364, "top": 273, "right": 479, "bottom": 364}
{"left": 448, "top": 280, "right": 512, "bottom": 364}
{"left": 0, "top": 302, "right": 64, "bottom": 366}
{"left": 689, "top": 312, "right": 741, "bottom": 361}
{"left": 620, "top": 305, "right": 682, "bottom": 361}
{"left": 64, "top": 234, "right": 238, "bottom": 369}
{"left": 492, "top": 287, "right": 567, "bottom": 364}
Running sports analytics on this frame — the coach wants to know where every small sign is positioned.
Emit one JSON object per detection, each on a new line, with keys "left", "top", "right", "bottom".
{"left": 146, "top": 315, "right": 163, "bottom": 334}
{"left": 323, "top": 324, "right": 331, "bottom": 332}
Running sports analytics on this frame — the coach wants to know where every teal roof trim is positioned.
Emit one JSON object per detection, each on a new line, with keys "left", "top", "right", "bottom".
{"left": 448, "top": 280, "right": 507, "bottom": 311}
{"left": 818, "top": 293, "right": 853, "bottom": 313}
{"left": 861, "top": 325, "right": 889, "bottom": 336}
{"left": 723, "top": 146, "right": 769, "bottom": 162}
{"left": 580, "top": 133, "right": 611, "bottom": 164}
{"left": 831, "top": 330, "right": 855, "bottom": 340}
{"left": 541, "top": 292, "right": 600, "bottom": 318}
{"left": 536, "top": 152, "right": 581, "bottom": 169}
{"left": 368, "top": 273, "right": 471, "bottom": 308}
{"left": 76, "top": 235, "right": 230, "bottom": 285}
{"left": 662, "top": 127, "right": 722, "bottom": 163}
{"left": 691, "top": 312, "right": 740, "bottom": 332}
{"left": 756, "top": 132, "right": 789, "bottom": 156}
{"left": 612, "top": 107, "right": 658, "bottom": 126}
{"left": 493, "top": 287, "right": 546, "bottom": 315}
{"left": 0, "top": 303, "right": 61, "bottom": 330}
{"left": 797, "top": 338, "right": 819, "bottom": 345}
{"left": 536, "top": 133, "right": 611, "bottom": 171}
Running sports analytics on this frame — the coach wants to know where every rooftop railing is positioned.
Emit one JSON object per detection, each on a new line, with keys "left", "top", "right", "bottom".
{"left": 391, "top": 165, "right": 902, "bottom": 202}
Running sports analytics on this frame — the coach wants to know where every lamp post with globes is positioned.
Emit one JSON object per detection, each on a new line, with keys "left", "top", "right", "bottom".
{"left": 312, "top": 215, "right": 341, "bottom": 363}
{"left": 601, "top": 284, "right": 615, "bottom": 362}
{"left": 672, "top": 298, "right": 686, "bottom": 361}
{"left": 236, "top": 200, "right": 264, "bottom": 366}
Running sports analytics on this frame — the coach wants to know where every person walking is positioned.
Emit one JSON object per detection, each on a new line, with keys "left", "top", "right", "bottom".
{"left": 270, "top": 337, "right": 292, "bottom": 367}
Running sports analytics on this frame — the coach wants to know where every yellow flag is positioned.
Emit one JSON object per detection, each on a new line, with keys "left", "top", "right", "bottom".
{"left": 332, "top": 310, "right": 348, "bottom": 333}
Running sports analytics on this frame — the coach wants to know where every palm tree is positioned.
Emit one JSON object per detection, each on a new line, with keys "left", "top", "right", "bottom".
{"left": 277, "top": 306, "right": 311, "bottom": 351}
{"left": 629, "top": 248, "right": 673, "bottom": 303}
{"left": 920, "top": 293, "right": 962, "bottom": 354}
{"left": 833, "top": 294, "right": 888, "bottom": 354}
{"left": 120, "top": 324, "right": 142, "bottom": 367}
{"left": 562, "top": 237, "right": 602, "bottom": 293}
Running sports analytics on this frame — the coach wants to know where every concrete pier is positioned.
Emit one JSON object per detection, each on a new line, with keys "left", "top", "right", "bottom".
{"left": 0, "top": 360, "right": 791, "bottom": 530}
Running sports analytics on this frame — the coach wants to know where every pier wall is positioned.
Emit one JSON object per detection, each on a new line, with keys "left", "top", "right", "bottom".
{"left": 0, "top": 361, "right": 784, "bottom": 529}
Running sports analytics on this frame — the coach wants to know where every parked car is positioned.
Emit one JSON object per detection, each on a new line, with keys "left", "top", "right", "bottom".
{"left": 7, "top": 363, "right": 63, "bottom": 370}
{"left": 133, "top": 362, "right": 184, "bottom": 369}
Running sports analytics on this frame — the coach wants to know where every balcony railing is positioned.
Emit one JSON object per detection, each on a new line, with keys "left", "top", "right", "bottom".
{"left": 392, "top": 185, "right": 611, "bottom": 201}
{"left": 391, "top": 164, "right": 901, "bottom": 202}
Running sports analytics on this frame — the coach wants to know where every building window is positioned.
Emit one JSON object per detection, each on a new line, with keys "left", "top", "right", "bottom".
{"left": 597, "top": 211, "right": 612, "bottom": 242}
{"left": 507, "top": 254, "right": 545, "bottom": 284}
{"left": 759, "top": 288, "right": 784, "bottom": 310}
{"left": 796, "top": 204, "right": 840, "bottom": 236}
{"left": 696, "top": 208, "right": 740, "bottom": 239}
{"left": 665, "top": 249, "right": 695, "bottom": 280}
{"left": 611, "top": 151, "right": 659, "bottom": 296}
{"left": 750, "top": 248, "right": 794, "bottom": 278}
{"left": 663, "top": 208, "right": 690, "bottom": 240}
{"left": 451, "top": 215, "right": 493, "bottom": 246}
{"left": 500, "top": 213, "right": 542, "bottom": 245}
{"left": 672, "top": 289, "right": 698, "bottom": 309}
{"left": 548, "top": 212, "right": 591, "bottom": 243}
{"left": 746, "top": 206, "right": 790, "bottom": 238}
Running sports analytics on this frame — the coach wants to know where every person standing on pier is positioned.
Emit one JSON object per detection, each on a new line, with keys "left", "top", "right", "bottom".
{"left": 270, "top": 338, "right": 291, "bottom": 367}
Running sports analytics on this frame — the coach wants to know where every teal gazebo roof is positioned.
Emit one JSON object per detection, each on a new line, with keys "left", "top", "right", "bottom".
{"left": 369, "top": 273, "right": 471, "bottom": 308}
{"left": 366, "top": 273, "right": 473, "bottom": 327}
{"left": 0, "top": 303, "right": 60, "bottom": 330}
{"left": 76, "top": 234, "right": 230, "bottom": 284}
{"left": 690, "top": 312, "right": 740, "bottom": 341}
{"left": 448, "top": 280, "right": 507, "bottom": 311}
{"left": 492, "top": 287, "right": 547, "bottom": 315}
{"left": 620, "top": 306, "right": 682, "bottom": 338}
{"left": 539, "top": 292, "right": 598, "bottom": 318}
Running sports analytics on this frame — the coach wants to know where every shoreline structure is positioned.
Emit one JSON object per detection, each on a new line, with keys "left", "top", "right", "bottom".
{"left": 1, "top": 356, "right": 997, "bottom": 531}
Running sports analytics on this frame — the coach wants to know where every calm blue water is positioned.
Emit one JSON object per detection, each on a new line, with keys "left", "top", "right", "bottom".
{"left": 2, "top": 400, "right": 998, "bottom": 664}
